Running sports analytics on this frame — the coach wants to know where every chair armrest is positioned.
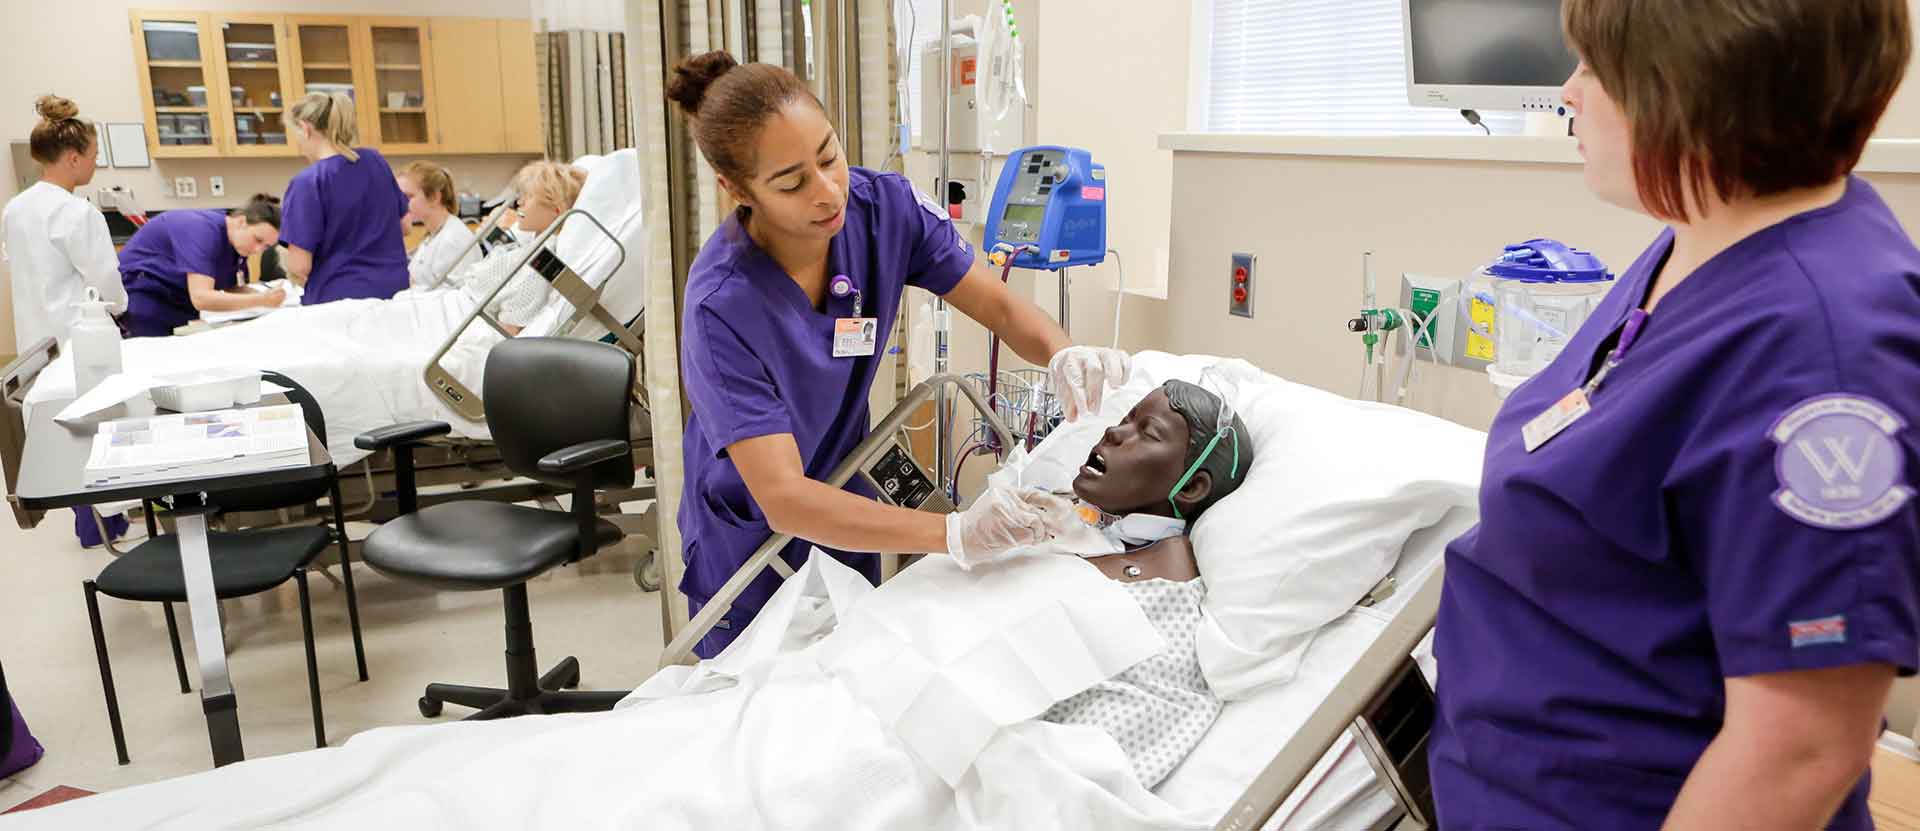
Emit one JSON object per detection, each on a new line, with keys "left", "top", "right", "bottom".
{"left": 354, "top": 420, "right": 452, "bottom": 451}
{"left": 538, "top": 439, "right": 630, "bottom": 475}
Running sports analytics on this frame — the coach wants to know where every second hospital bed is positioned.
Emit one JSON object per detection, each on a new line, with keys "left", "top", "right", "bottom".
{"left": 2, "top": 149, "right": 652, "bottom": 536}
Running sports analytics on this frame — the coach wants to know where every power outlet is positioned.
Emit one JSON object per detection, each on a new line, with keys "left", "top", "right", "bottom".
{"left": 173, "top": 176, "right": 197, "bottom": 199}
{"left": 1229, "top": 253, "right": 1255, "bottom": 318}
{"left": 209, "top": 176, "right": 225, "bottom": 197}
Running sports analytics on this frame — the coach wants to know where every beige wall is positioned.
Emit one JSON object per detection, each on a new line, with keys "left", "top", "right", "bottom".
{"left": 0, "top": 0, "right": 538, "bottom": 350}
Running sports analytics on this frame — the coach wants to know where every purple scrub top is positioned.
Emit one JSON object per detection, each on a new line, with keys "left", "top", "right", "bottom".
{"left": 118, "top": 208, "right": 243, "bottom": 337}
{"left": 677, "top": 167, "right": 974, "bottom": 658}
{"left": 1431, "top": 176, "right": 1920, "bottom": 830}
{"left": 280, "top": 147, "right": 409, "bottom": 305}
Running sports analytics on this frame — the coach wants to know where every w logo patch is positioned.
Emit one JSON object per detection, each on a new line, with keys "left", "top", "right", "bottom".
{"left": 1769, "top": 395, "right": 1912, "bottom": 530}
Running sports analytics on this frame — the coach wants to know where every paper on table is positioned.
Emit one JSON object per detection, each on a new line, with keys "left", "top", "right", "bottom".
{"left": 200, "top": 279, "right": 303, "bottom": 325}
{"left": 56, "top": 375, "right": 300, "bottom": 423}
{"left": 54, "top": 373, "right": 162, "bottom": 423}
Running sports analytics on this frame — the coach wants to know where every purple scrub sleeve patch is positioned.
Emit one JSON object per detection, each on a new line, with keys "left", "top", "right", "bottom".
{"left": 1768, "top": 394, "right": 1913, "bottom": 530}
{"left": 1788, "top": 615, "right": 1848, "bottom": 648}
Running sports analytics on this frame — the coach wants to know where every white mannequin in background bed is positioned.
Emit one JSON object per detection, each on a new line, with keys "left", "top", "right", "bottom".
{"left": 413, "top": 160, "right": 584, "bottom": 334}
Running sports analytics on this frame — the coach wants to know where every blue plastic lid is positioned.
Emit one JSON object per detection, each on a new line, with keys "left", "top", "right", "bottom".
{"left": 1485, "top": 238, "right": 1614, "bottom": 283}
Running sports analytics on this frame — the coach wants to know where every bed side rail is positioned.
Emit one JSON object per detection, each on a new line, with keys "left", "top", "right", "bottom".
{"left": 1215, "top": 562, "right": 1444, "bottom": 831}
{"left": 422, "top": 207, "right": 644, "bottom": 421}
{"left": 657, "top": 374, "right": 1016, "bottom": 668}
{"left": 2, "top": 337, "right": 59, "bottom": 529}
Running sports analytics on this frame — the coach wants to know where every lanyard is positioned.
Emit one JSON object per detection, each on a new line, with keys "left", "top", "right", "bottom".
{"left": 1581, "top": 309, "right": 1649, "bottom": 398}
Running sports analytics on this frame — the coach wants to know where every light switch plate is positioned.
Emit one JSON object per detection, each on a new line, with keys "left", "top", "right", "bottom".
{"left": 174, "top": 176, "right": 196, "bottom": 198}
{"left": 209, "top": 176, "right": 225, "bottom": 197}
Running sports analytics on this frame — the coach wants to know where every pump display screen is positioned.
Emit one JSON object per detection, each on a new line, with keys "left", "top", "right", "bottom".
{"left": 1002, "top": 204, "right": 1045, "bottom": 225}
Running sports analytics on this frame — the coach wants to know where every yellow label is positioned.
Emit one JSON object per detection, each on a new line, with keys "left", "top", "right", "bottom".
{"left": 1467, "top": 296, "right": 1497, "bottom": 361}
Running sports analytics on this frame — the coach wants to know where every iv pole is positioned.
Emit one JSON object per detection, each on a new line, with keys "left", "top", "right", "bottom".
{"left": 933, "top": 0, "right": 954, "bottom": 494}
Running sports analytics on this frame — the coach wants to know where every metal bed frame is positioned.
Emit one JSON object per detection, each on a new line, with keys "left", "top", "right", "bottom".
{"left": 653, "top": 374, "right": 1442, "bottom": 830}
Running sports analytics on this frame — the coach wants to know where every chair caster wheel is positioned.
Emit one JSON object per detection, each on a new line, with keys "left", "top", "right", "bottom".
{"left": 418, "top": 696, "right": 443, "bottom": 718}
{"left": 635, "top": 551, "right": 661, "bottom": 592}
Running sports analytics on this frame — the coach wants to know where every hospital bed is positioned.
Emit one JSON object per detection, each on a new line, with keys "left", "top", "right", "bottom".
{"left": 0, "top": 353, "right": 1481, "bottom": 830}
{"left": 659, "top": 352, "right": 1484, "bottom": 829}
{"left": 1, "top": 149, "right": 657, "bottom": 550}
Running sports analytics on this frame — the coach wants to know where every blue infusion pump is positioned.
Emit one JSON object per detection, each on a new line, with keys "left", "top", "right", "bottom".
{"left": 982, "top": 146, "right": 1107, "bottom": 270}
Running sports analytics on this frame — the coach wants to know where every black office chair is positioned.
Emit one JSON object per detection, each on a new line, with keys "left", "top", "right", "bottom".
{"left": 83, "top": 371, "right": 369, "bottom": 765}
{"left": 355, "top": 338, "right": 634, "bottom": 720}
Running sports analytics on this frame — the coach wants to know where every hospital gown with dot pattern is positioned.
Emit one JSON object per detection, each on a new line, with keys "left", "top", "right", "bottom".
{"left": 1040, "top": 577, "right": 1220, "bottom": 789}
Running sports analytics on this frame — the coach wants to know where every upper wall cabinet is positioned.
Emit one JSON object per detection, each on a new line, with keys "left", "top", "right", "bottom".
{"left": 130, "top": 11, "right": 544, "bottom": 158}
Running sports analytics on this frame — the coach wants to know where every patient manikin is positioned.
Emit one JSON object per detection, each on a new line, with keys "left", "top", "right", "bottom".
{"left": 399, "top": 160, "right": 585, "bottom": 334}
{"left": 1038, "top": 379, "right": 1256, "bottom": 789}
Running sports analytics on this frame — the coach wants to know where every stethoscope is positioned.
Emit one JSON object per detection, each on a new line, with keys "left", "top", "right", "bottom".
{"left": 829, "top": 273, "right": 863, "bottom": 318}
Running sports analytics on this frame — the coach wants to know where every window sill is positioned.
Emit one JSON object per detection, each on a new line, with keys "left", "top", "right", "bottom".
{"left": 1156, "top": 133, "right": 1920, "bottom": 174}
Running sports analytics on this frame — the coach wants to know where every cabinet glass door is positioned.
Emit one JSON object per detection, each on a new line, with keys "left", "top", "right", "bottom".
{"left": 216, "top": 17, "right": 295, "bottom": 155}
{"left": 368, "top": 23, "right": 435, "bottom": 149}
{"left": 137, "top": 15, "right": 219, "bottom": 155}
{"left": 289, "top": 19, "right": 372, "bottom": 144}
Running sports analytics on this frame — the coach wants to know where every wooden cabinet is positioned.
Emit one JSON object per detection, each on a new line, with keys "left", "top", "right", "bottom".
{"left": 361, "top": 19, "right": 438, "bottom": 153}
{"left": 286, "top": 16, "right": 376, "bottom": 147}
{"left": 130, "top": 11, "right": 227, "bottom": 159}
{"left": 211, "top": 14, "right": 298, "bottom": 157}
{"left": 429, "top": 18, "right": 505, "bottom": 154}
{"left": 130, "top": 12, "right": 544, "bottom": 158}
{"left": 497, "top": 19, "right": 546, "bottom": 154}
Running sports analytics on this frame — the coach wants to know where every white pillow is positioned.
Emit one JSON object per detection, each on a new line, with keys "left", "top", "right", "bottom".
{"left": 1009, "top": 352, "right": 1485, "bottom": 700}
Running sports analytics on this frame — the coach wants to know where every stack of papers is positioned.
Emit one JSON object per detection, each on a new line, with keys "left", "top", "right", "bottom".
{"left": 201, "top": 279, "right": 304, "bottom": 325}
{"left": 83, "top": 405, "right": 310, "bottom": 489}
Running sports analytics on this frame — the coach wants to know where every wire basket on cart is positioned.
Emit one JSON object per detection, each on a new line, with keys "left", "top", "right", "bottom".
{"left": 962, "top": 368, "right": 1063, "bottom": 456}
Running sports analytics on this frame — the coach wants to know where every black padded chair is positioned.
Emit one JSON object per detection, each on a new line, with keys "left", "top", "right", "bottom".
{"left": 84, "top": 371, "right": 368, "bottom": 765}
{"left": 355, "top": 338, "right": 634, "bottom": 720}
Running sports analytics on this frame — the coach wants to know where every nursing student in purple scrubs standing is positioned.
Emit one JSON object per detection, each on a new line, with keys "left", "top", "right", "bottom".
{"left": 277, "top": 93, "right": 409, "bottom": 305}
{"left": 666, "top": 52, "right": 1123, "bottom": 658}
{"left": 1430, "top": 2, "right": 1919, "bottom": 829}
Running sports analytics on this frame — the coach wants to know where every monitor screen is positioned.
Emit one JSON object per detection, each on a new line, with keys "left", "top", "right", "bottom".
{"left": 1408, "top": 0, "right": 1578, "bottom": 87}
{"left": 1002, "top": 203, "right": 1046, "bottom": 226}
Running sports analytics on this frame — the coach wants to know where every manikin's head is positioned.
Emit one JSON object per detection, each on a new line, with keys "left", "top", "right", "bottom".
{"left": 1072, "top": 380, "right": 1254, "bottom": 523}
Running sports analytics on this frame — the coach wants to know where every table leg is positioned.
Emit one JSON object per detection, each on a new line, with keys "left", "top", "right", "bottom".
{"left": 173, "top": 508, "right": 245, "bottom": 767}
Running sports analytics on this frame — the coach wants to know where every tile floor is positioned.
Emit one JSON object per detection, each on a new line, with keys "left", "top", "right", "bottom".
{"left": 0, "top": 505, "right": 663, "bottom": 812}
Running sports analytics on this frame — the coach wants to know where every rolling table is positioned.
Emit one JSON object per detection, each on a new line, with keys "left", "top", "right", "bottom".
{"left": 13, "top": 397, "right": 332, "bottom": 767}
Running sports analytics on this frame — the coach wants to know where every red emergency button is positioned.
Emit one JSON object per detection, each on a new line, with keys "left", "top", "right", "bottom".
{"left": 1233, "top": 267, "right": 1248, "bottom": 283}
{"left": 1233, "top": 287, "right": 1249, "bottom": 304}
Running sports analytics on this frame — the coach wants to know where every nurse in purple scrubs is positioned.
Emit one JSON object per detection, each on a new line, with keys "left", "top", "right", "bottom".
{"left": 117, "top": 194, "right": 285, "bottom": 337}
{"left": 1430, "top": 3, "right": 1918, "bottom": 829}
{"left": 277, "top": 92, "right": 409, "bottom": 305}
{"left": 666, "top": 52, "right": 1123, "bottom": 657}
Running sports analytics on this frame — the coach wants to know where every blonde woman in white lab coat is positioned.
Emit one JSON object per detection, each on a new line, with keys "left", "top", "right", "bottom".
{"left": 0, "top": 94, "right": 129, "bottom": 547}
{"left": 398, "top": 160, "right": 478, "bottom": 290}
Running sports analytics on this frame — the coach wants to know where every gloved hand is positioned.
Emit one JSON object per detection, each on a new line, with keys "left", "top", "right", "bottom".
{"left": 945, "top": 487, "right": 1076, "bottom": 570}
{"left": 1048, "top": 346, "right": 1131, "bottom": 423}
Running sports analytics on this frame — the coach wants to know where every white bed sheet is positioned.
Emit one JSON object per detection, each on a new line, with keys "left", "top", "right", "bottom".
{"left": 1153, "top": 506, "right": 1472, "bottom": 831}
{"left": 25, "top": 290, "right": 497, "bottom": 467}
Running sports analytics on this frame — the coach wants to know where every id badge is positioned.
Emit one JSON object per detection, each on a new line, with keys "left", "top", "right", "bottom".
{"left": 833, "top": 317, "right": 879, "bottom": 358}
{"left": 1523, "top": 389, "right": 1592, "bottom": 452}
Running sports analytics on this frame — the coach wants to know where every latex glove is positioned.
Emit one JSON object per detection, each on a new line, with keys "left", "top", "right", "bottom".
{"left": 945, "top": 487, "right": 1076, "bottom": 570}
{"left": 1049, "top": 346, "right": 1131, "bottom": 423}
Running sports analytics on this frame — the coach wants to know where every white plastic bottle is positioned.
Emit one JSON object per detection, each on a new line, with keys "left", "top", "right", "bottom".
{"left": 70, "top": 287, "right": 123, "bottom": 397}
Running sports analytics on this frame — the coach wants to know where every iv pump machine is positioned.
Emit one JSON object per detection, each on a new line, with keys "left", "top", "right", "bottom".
{"left": 982, "top": 146, "right": 1107, "bottom": 270}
